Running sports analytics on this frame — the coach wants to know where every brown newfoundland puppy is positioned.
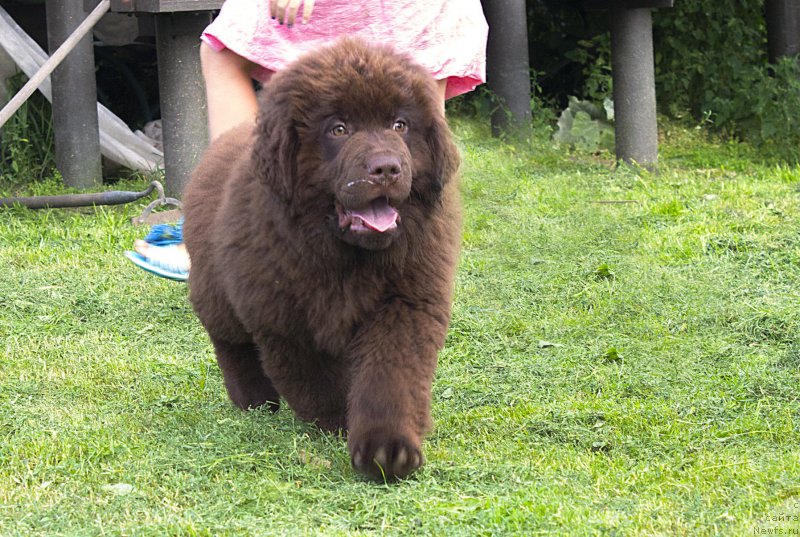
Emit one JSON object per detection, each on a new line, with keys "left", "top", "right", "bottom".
{"left": 183, "top": 38, "right": 461, "bottom": 480}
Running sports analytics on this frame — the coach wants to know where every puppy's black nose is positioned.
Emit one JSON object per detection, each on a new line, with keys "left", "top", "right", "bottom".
{"left": 367, "top": 155, "right": 402, "bottom": 185}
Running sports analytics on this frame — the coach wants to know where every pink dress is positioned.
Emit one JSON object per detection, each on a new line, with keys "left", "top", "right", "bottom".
{"left": 201, "top": 0, "right": 488, "bottom": 99}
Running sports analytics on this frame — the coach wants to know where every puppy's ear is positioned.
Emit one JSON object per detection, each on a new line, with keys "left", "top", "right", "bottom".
{"left": 252, "top": 86, "right": 298, "bottom": 204}
{"left": 427, "top": 111, "right": 460, "bottom": 194}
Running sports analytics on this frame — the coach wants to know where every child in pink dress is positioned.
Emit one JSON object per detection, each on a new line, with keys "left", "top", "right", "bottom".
{"left": 129, "top": 0, "right": 488, "bottom": 280}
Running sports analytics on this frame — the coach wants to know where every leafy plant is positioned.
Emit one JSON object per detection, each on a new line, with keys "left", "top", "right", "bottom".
{"left": 564, "top": 33, "right": 614, "bottom": 104}
{"left": 553, "top": 96, "right": 615, "bottom": 152}
{"left": 525, "top": 0, "right": 612, "bottom": 107}
{"left": 0, "top": 73, "right": 56, "bottom": 188}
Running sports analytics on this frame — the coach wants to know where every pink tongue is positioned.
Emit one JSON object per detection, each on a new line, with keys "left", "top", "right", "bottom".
{"left": 351, "top": 198, "right": 398, "bottom": 232}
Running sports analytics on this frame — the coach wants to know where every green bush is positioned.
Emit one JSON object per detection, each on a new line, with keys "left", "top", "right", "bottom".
{"left": 653, "top": 0, "right": 800, "bottom": 157}
{"left": 524, "top": 0, "right": 800, "bottom": 158}
{"left": 526, "top": 0, "right": 612, "bottom": 108}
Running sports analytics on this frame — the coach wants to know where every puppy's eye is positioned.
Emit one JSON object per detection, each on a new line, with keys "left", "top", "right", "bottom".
{"left": 392, "top": 120, "right": 408, "bottom": 133}
{"left": 330, "top": 124, "right": 349, "bottom": 137}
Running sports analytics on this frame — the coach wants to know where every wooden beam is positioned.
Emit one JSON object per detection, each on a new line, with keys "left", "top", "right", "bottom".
{"left": 110, "top": 0, "right": 223, "bottom": 13}
{"left": 584, "top": 0, "right": 673, "bottom": 10}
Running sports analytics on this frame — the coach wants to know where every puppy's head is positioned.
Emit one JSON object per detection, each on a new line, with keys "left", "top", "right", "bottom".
{"left": 252, "top": 38, "right": 459, "bottom": 251}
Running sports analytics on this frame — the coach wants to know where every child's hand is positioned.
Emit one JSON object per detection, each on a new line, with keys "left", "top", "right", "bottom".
{"left": 270, "top": 0, "right": 315, "bottom": 26}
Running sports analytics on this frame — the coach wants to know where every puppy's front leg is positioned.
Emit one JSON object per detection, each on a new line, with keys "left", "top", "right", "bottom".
{"left": 347, "top": 297, "right": 450, "bottom": 480}
{"left": 256, "top": 333, "right": 349, "bottom": 432}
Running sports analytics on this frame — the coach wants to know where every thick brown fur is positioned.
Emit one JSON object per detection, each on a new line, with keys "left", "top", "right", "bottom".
{"left": 182, "top": 38, "right": 461, "bottom": 480}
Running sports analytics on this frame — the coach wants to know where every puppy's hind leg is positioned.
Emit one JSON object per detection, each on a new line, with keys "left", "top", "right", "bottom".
{"left": 212, "top": 338, "right": 280, "bottom": 411}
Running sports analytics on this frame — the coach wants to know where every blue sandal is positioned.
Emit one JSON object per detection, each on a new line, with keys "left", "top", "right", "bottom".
{"left": 125, "top": 221, "right": 189, "bottom": 281}
{"left": 142, "top": 221, "right": 184, "bottom": 246}
{"left": 124, "top": 249, "right": 189, "bottom": 281}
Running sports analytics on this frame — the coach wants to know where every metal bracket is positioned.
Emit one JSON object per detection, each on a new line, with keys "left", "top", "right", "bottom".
{"left": 132, "top": 180, "right": 183, "bottom": 225}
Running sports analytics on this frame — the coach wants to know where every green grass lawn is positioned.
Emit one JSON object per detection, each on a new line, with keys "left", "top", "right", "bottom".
{"left": 1, "top": 119, "right": 798, "bottom": 535}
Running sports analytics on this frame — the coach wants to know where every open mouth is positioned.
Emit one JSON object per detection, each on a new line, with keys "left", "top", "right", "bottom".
{"left": 337, "top": 197, "right": 400, "bottom": 233}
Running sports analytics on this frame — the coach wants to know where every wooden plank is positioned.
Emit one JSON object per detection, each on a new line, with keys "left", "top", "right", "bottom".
{"left": 110, "top": 0, "right": 223, "bottom": 13}
{"left": 584, "top": 0, "right": 674, "bottom": 10}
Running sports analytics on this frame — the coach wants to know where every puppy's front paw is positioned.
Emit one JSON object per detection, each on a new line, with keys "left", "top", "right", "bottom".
{"left": 348, "top": 429, "right": 422, "bottom": 480}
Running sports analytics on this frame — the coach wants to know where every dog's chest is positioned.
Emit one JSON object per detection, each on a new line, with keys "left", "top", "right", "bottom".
{"left": 301, "top": 270, "right": 389, "bottom": 356}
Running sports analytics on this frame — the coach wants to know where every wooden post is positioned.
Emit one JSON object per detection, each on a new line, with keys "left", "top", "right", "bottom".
{"left": 483, "top": 0, "right": 532, "bottom": 137}
{"left": 109, "top": 1, "right": 223, "bottom": 198}
{"left": 154, "top": 12, "right": 211, "bottom": 197}
{"left": 610, "top": 5, "right": 658, "bottom": 167}
{"left": 584, "top": 1, "right": 672, "bottom": 167}
{"left": 45, "top": 0, "right": 103, "bottom": 188}
{"left": 765, "top": 0, "right": 800, "bottom": 63}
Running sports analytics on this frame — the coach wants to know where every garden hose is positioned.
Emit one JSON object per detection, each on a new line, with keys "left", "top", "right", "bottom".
{"left": 0, "top": 180, "right": 181, "bottom": 219}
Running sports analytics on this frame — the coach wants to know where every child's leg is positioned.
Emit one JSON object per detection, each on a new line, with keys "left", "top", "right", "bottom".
{"left": 200, "top": 42, "right": 266, "bottom": 140}
{"left": 436, "top": 79, "right": 447, "bottom": 114}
